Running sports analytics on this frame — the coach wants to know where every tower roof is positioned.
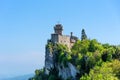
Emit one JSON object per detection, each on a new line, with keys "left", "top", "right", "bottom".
{"left": 54, "top": 24, "right": 63, "bottom": 30}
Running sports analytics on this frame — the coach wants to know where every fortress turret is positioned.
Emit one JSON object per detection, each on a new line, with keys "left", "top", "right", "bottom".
{"left": 51, "top": 24, "right": 78, "bottom": 49}
{"left": 54, "top": 24, "right": 63, "bottom": 35}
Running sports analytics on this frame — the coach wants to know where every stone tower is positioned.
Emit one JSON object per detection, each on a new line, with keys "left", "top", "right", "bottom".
{"left": 54, "top": 24, "right": 63, "bottom": 35}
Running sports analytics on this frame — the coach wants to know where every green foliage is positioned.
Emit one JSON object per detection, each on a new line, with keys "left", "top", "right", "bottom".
{"left": 48, "top": 67, "right": 62, "bottom": 80}
{"left": 71, "top": 40, "right": 81, "bottom": 55}
{"left": 88, "top": 39, "right": 97, "bottom": 52}
{"left": 81, "top": 29, "right": 87, "bottom": 40}
{"left": 48, "top": 75, "right": 56, "bottom": 80}
{"left": 46, "top": 42, "right": 53, "bottom": 48}
{"left": 80, "top": 60, "right": 120, "bottom": 80}
{"left": 35, "top": 69, "right": 41, "bottom": 76}
{"left": 55, "top": 43, "right": 68, "bottom": 53}
{"left": 29, "top": 69, "right": 48, "bottom": 80}
{"left": 102, "top": 43, "right": 111, "bottom": 49}
{"left": 111, "top": 60, "right": 120, "bottom": 79}
{"left": 88, "top": 39, "right": 103, "bottom": 52}
{"left": 102, "top": 49, "right": 113, "bottom": 62}
{"left": 31, "top": 38, "right": 120, "bottom": 80}
{"left": 113, "top": 47, "right": 120, "bottom": 60}
{"left": 71, "top": 38, "right": 120, "bottom": 79}
{"left": 71, "top": 39, "right": 90, "bottom": 55}
{"left": 55, "top": 44, "right": 70, "bottom": 67}
{"left": 80, "top": 40, "right": 90, "bottom": 54}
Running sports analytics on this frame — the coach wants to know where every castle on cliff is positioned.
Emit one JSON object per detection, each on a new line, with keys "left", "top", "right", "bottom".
{"left": 48, "top": 24, "right": 78, "bottom": 49}
{"left": 45, "top": 24, "right": 79, "bottom": 77}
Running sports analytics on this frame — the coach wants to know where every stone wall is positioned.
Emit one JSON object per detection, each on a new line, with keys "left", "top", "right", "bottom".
{"left": 58, "top": 35, "right": 71, "bottom": 49}
{"left": 51, "top": 33, "right": 77, "bottom": 49}
{"left": 51, "top": 34, "right": 72, "bottom": 49}
{"left": 51, "top": 34, "right": 58, "bottom": 43}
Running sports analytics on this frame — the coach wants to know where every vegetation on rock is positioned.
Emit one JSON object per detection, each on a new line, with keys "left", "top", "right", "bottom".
{"left": 29, "top": 29, "right": 120, "bottom": 80}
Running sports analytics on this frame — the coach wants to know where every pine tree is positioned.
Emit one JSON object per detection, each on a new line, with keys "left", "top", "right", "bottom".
{"left": 81, "top": 29, "right": 87, "bottom": 40}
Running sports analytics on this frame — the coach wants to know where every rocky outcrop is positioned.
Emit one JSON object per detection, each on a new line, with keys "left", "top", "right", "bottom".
{"left": 45, "top": 43, "right": 79, "bottom": 80}
{"left": 45, "top": 46, "right": 54, "bottom": 74}
{"left": 58, "top": 63, "right": 79, "bottom": 80}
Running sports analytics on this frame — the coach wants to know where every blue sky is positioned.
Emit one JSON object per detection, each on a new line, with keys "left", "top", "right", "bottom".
{"left": 0, "top": 0, "right": 120, "bottom": 78}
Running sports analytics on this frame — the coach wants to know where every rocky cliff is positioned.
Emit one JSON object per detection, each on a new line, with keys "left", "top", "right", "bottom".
{"left": 29, "top": 28, "right": 120, "bottom": 80}
{"left": 45, "top": 43, "right": 79, "bottom": 80}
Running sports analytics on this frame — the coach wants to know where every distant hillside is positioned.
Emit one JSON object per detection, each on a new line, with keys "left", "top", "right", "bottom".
{"left": 2, "top": 74, "right": 34, "bottom": 80}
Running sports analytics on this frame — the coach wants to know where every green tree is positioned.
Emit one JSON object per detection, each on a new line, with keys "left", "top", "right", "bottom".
{"left": 111, "top": 60, "right": 120, "bottom": 79}
{"left": 88, "top": 39, "right": 97, "bottom": 52}
{"left": 71, "top": 40, "right": 81, "bottom": 55}
{"left": 35, "top": 69, "right": 43, "bottom": 76}
{"left": 48, "top": 75, "right": 56, "bottom": 80}
{"left": 80, "top": 60, "right": 120, "bottom": 80}
{"left": 81, "top": 29, "right": 87, "bottom": 40}
{"left": 113, "top": 47, "right": 120, "bottom": 60}
{"left": 102, "top": 49, "right": 113, "bottom": 62}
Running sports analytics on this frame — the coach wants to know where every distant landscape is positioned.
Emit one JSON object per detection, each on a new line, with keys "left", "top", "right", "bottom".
{"left": 1, "top": 74, "right": 33, "bottom": 80}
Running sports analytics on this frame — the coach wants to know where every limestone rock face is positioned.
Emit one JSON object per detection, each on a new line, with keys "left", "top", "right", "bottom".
{"left": 45, "top": 47, "right": 54, "bottom": 74}
{"left": 58, "top": 63, "right": 79, "bottom": 80}
{"left": 45, "top": 44, "right": 79, "bottom": 80}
